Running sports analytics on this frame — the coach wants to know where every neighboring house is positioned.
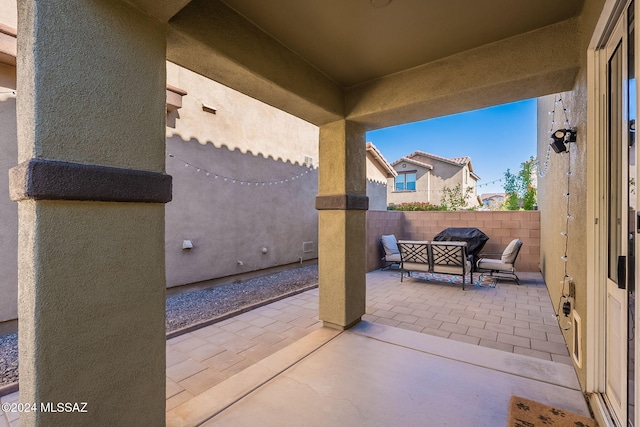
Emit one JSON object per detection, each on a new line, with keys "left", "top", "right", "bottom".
{"left": 365, "top": 142, "right": 396, "bottom": 211}
{"left": 480, "top": 193, "right": 505, "bottom": 210}
{"left": 387, "top": 151, "right": 480, "bottom": 208}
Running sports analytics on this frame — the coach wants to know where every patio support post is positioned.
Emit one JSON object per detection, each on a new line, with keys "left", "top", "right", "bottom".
{"left": 316, "top": 120, "right": 367, "bottom": 330}
{"left": 13, "top": 1, "right": 169, "bottom": 425}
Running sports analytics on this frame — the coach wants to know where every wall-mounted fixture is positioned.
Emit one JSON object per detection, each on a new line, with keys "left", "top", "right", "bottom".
{"left": 182, "top": 240, "right": 193, "bottom": 250}
{"left": 261, "top": 247, "right": 268, "bottom": 254}
{"left": 303, "top": 241, "right": 314, "bottom": 253}
{"left": 550, "top": 128, "right": 577, "bottom": 153}
{"left": 202, "top": 103, "right": 217, "bottom": 114}
{"left": 237, "top": 260, "right": 244, "bottom": 266}
{"left": 166, "top": 85, "right": 187, "bottom": 112}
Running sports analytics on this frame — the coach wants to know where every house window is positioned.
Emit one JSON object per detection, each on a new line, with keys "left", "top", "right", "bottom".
{"left": 395, "top": 172, "right": 416, "bottom": 191}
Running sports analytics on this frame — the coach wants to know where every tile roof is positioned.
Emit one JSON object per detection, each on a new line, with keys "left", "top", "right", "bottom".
{"left": 391, "top": 150, "right": 480, "bottom": 180}
{"left": 366, "top": 142, "right": 397, "bottom": 177}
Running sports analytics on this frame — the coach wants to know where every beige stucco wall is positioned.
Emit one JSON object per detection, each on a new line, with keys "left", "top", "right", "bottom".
{"left": 538, "top": 89, "right": 589, "bottom": 388}
{"left": 387, "top": 162, "right": 431, "bottom": 205}
{"left": 0, "top": 58, "right": 321, "bottom": 321}
{"left": 166, "top": 62, "right": 319, "bottom": 163}
{"left": 366, "top": 151, "right": 389, "bottom": 211}
{"left": 165, "top": 63, "right": 320, "bottom": 287}
{"left": 536, "top": 0, "right": 604, "bottom": 389}
{"left": 367, "top": 179, "right": 388, "bottom": 211}
{"left": 16, "top": 0, "right": 168, "bottom": 423}
{"left": 0, "top": 63, "right": 16, "bottom": 327}
{"left": 365, "top": 151, "right": 389, "bottom": 183}
{"left": 0, "top": 54, "right": 322, "bottom": 322}
{"left": 0, "top": 0, "right": 16, "bottom": 28}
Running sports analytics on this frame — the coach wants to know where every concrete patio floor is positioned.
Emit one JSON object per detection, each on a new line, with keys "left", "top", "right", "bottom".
{"left": 168, "top": 322, "right": 588, "bottom": 427}
{"left": 0, "top": 269, "right": 584, "bottom": 427}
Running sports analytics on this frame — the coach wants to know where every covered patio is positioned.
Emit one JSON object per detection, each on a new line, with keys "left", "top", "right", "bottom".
{"left": 9, "top": 0, "right": 610, "bottom": 425}
{"left": 162, "top": 270, "right": 581, "bottom": 426}
{"left": 0, "top": 270, "right": 582, "bottom": 426}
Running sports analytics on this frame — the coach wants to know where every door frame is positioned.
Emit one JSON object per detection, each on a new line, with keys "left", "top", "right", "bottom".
{"left": 587, "top": 0, "right": 639, "bottom": 425}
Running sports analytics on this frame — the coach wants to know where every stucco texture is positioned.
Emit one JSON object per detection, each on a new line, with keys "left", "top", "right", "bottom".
{"left": 366, "top": 150, "right": 390, "bottom": 210}
{"left": 165, "top": 138, "right": 319, "bottom": 287}
{"left": 18, "top": 202, "right": 166, "bottom": 426}
{"left": 16, "top": 1, "right": 168, "bottom": 424}
{"left": 17, "top": 0, "right": 167, "bottom": 171}
{"left": 538, "top": 91, "right": 588, "bottom": 387}
{"left": 0, "top": 65, "right": 17, "bottom": 325}
{"left": 535, "top": 0, "right": 605, "bottom": 392}
{"left": 165, "top": 63, "right": 320, "bottom": 287}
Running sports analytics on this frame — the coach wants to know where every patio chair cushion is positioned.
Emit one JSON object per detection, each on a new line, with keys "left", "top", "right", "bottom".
{"left": 433, "top": 261, "right": 472, "bottom": 276}
{"left": 501, "top": 239, "right": 522, "bottom": 264}
{"left": 385, "top": 253, "right": 401, "bottom": 263}
{"left": 477, "top": 258, "right": 510, "bottom": 271}
{"left": 380, "top": 234, "right": 400, "bottom": 257}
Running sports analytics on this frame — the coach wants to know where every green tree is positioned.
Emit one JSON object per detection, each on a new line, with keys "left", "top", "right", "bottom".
{"left": 503, "top": 168, "right": 520, "bottom": 210}
{"left": 520, "top": 157, "right": 537, "bottom": 210}
{"left": 441, "top": 183, "right": 474, "bottom": 211}
{"left": 502, "top": 156, "right": 537, "bottom": 210}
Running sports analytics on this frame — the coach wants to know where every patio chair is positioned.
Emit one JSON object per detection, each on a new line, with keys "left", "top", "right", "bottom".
{"left": 397, "top": 240, "right": 431, "bottom": 282}
{"left": 380, "top": 234, "right": 401, "bottom": 269}
{"left": 476, "top": 239, "right": 523, "bottom": 285}
{"left": 430, "top": 241, "right": 472, "bottom": 290}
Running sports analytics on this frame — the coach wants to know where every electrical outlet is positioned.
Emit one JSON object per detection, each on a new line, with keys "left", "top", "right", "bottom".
{"left": 569, "top": 278, "right": 575, "bottom": 299}
{"left": 561, "top": 278, "right": 576, "bottom": 299}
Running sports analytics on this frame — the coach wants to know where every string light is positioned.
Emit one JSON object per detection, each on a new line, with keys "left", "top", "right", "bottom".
{"left": 546, "top": 94, "right": 574, "bottom": 331}
{"left": 476, "top": 178, "right": 504, "bottom": 188}
{"left": 167, "top": 152, "right": 315, "bottom": 186}
{"left": 538, "top": 95, "right": 571, "bottom": 178}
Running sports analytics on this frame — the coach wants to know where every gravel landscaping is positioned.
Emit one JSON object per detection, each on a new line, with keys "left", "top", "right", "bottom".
{"left": 0, "top": 264, "right": 318, "bottom": 390}
{"left": 0, "top": 333, "right": 17, "bottom": 387}
{"left": 166, "top": 264, "right": 318, "bottom": 333}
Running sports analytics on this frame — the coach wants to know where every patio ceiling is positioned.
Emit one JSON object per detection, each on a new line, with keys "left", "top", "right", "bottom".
{"left": 219, "top": 0, "right": 585, "bottom": 88}
{"left": 168, "top": 0, "right": 585, "bottom": 128}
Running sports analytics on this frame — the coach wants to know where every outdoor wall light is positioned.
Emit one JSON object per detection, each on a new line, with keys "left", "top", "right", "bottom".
{"left": 550, "top": 128, "right": 577, "bottom": 154}
{"left": 182, "top": 240, "right": 193, "bottom": 250}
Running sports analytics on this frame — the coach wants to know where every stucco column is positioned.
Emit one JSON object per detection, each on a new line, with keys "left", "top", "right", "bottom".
{"left": 316, "top": 120, "right": 367, "bottom": 330}
{"left": 12, "top": 1, "right": 169, "bottom": 425}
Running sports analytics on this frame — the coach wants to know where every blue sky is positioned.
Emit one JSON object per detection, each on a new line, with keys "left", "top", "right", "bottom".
{"left": 366, "top": 98, "right": 537, "bottom": 194}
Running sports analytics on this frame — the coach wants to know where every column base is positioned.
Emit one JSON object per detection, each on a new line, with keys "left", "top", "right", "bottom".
{"left": 323, "top": 318, "right": 362, "bottom": 331}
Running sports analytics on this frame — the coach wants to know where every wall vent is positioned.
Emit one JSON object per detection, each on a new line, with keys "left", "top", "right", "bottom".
{"left": 302, "top": 241, "right": 314, "bottom": 253}
{"left": 572, "top": 309, "right": 582, "bottom": 368}
{"left": 304, "top": 156, "right": 313, "bottom": 167}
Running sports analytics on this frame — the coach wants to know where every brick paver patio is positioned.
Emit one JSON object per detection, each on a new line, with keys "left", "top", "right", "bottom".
{"left": 0, "top": 269, "right": 570, "bottom": 426}
{"left": 364, "top": 270, "right": 570, "bottom": 365}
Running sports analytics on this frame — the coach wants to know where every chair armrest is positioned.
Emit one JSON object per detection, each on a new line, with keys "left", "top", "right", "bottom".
{"left": 478, "top": 252, "right": 501, "bottom": 258}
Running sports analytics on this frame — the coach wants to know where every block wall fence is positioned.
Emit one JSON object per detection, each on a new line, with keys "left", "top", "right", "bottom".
{"left": 366, "top": 210, "right": 540, "bottom": 273}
